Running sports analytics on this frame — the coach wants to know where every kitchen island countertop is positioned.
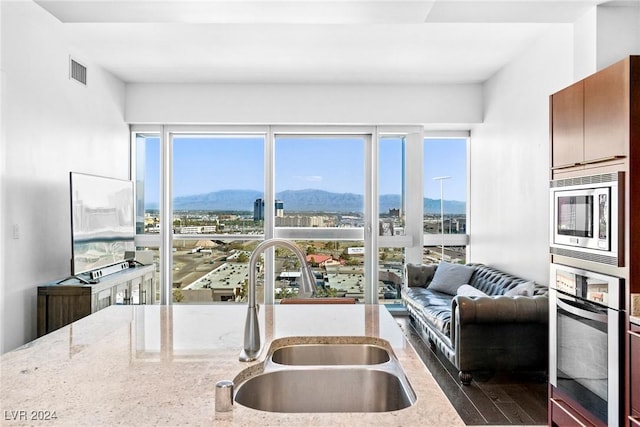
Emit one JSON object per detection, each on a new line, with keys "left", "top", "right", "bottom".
{"left": 1, "top": 304, "right": 464, "bottom": 426}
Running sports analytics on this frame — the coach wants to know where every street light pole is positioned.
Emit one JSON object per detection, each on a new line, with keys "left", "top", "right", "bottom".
{"left": 432, "top": 176, "right": 451, "bottom": 262}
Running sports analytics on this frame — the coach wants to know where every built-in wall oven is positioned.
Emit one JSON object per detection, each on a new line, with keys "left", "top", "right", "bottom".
{"left": 549, "top": 263, "right": 624, "bottom": 426}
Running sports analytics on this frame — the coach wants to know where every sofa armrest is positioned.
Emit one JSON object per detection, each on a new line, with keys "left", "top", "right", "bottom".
{"left": 451, "top": 295, "right": 548, "bottom": 343}
{"left": 453, "top": 295, "right": 548, "bottom": 323}
{"left": 450, "top": 295, "right": 549, "bottom": 373}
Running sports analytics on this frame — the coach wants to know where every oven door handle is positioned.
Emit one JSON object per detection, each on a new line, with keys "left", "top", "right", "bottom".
{"left": 556, "top": 297, "right": 608, "bottom": 323}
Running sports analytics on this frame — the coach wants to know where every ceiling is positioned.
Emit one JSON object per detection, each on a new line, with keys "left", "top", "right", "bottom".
{"left": 33, "top": 0, "right": 622, "bottom": 85}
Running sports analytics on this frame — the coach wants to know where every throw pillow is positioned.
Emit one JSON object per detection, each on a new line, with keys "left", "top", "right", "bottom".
{"left": 427, "top": 261, "right": 475, "bottom": 295}
{"left": 456, "top": 284, "right": 487, "bottom": 298}
{"left": 504, "top": 280, "right": 535, "bottom": 297}
{"left": 405, "top": 263, "right": 437, "bottom": 288}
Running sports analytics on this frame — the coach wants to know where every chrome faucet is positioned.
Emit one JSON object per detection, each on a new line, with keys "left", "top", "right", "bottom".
{"left": 239, "top": 238, "right": 317, "bottom": 361}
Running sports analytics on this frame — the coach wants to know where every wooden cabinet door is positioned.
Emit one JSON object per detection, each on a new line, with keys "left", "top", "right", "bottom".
{"left": 552, "top": 80, "right": 584, "bottom": 168}
{"left": 584, "top": 59, "right": 629, "bottom": 162}
{"left": 631, "top": 325, "right": 640, "bottom": 420}
{"left": 37, "top": 286, "right": 92, "bottom": 336}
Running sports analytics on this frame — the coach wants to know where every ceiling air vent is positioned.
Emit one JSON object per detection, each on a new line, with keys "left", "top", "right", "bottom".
{"left": 69, "top": 57, "right": 87, "bottom": 85}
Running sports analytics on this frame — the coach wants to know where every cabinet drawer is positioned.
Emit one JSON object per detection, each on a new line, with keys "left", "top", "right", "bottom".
{"left": 550, "top": 398, "right": 596, "bottom": 427}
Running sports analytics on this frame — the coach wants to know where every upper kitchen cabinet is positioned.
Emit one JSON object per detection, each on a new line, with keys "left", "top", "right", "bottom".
{"left": 551, "top": 56, "right": 639, "bottom": 172}
{"left": 583, "top": 58, "right": 630, "bottom": 163}
{"left": 551, "top": 80, "right": 584, "bottom": 168}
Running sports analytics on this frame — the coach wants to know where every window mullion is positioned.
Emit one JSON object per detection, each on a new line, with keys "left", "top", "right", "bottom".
{"left": 160, "top": 127, "right": 173, "bottom": 305}
{"left": 405, "top": 131, "right": 424, "bottom": 265}
{"left": 365, "top": 132, "right": 378, "bottom": 304}
{"left": 264, "top": 126, "right": 276, "bottom": 304}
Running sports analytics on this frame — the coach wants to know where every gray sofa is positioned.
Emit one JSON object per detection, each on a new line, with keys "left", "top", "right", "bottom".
{"left": 402, "top": 262, "right": 548, "bottom": 385}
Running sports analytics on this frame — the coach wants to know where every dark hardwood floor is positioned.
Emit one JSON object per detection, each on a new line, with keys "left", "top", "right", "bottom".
{"left": 395, "top": 315, "right": 548, "bottom": 426}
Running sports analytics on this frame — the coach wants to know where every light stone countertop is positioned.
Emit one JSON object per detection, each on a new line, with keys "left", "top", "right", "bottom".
{"left": 0, "top": 304, "right": 464, "bottom": 427}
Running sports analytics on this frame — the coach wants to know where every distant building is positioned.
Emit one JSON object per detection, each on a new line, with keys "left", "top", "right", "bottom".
{"left": 253, "top": 198, "right": 264, "bottom": 221}
{"left": 254, "top": 198, "right": 285, "bottom": 221}
{"left": 389, "top": 208, "right": 400, "bottom": 217}
{"left": 306, "top": 254, "right": 333, "bottom": 267}
{"left": 275, "top": 215, "right": 326, "bottom": 227}
{"left": 275, "top": 200, "right": 284, "bottom": 217}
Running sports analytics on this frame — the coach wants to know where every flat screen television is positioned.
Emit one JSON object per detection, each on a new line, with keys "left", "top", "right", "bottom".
{"left": 69, "top": 172, "right": 135, "bottom": 276}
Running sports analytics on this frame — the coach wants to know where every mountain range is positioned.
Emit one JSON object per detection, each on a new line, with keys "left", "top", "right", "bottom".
{"left": 161, "top": 189, "right": 465, "bottom": 214}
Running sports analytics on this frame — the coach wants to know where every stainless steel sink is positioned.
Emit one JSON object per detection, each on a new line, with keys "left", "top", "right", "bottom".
{"left": 234, "top": 368, "right": 415, "bottom": 413}
{"left": 234, "top": 339, "right": 416, "bottom": 413}
{"left": 270, "top": 343, "right": 391, "bottom": 366}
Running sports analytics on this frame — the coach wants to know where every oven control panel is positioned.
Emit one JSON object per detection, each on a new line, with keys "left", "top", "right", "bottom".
{"left": 550, "top": 263, "right": 622, "bottom": 310}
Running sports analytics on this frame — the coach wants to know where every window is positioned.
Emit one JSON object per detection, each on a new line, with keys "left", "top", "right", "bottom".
{"left": 134, "top": 133, "right": 160, "bottom": 234}
{"left": 423, "top": 137, "right": 468, "bottom": 264}
{"left": 171, "top": 134, "right": 265, "bottom": 303}
{"left": 173, "top": 134, "right": 265, "bottom": 236}
{"left": 379, "top": 136, "right": 405, "bottom": 236}
{"left": 272, "top": 135, "right": 369, "bottom": 302}
{"left": 274, "top": 136, "right": 365, "bottom": 228}
{"left": 132, "top": 127, "right": 469, "bottom": 305}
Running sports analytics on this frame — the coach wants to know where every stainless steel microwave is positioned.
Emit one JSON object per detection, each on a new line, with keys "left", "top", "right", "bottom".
{"left": 550, "top": 172, "right": 623, "bottom": 266}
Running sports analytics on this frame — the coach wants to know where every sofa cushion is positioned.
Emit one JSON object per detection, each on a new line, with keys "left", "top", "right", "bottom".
{"left": 428, "top": 261, "right": 475, "bottom": 295}
{"left": 402, "top": 287, "right": 454, "bottom": 337}
{"left": 405, "top": 263, "right": 437, "bottom": 288}
{"left": 457, "top": 284, "right": 487, "bottom": 297}
{"left": 417, "top": 290, "right": 454, "bottom": 338}
{"left": 504, "top": 280, "right": 535, "bottom": 297}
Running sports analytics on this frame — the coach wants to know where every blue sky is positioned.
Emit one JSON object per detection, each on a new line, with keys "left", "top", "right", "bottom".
{"left": 141, "top": 136, "right": 466, "bottom": 205}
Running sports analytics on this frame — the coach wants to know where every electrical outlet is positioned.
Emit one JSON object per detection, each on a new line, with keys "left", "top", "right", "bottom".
{"left": 12, "top": 224, "right": 19, "bottom": 240}
{"left": 632, "top": 294, "right": 640, "bottom": 317}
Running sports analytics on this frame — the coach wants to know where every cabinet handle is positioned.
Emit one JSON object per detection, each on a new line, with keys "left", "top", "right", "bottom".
{"left": 551, "top": 162, "right": 582, "bottom": 171}
{"left": 629, "top": 330, "right": 640, "bottom": 339}
{"left": 551, "top": 155, "right": 626, "bottom": 171}
{"left": 630, "top": 416, "right": 640, "bottom": 426}
{"left": 579, "top": 155, "right": 626, "bottom": 166}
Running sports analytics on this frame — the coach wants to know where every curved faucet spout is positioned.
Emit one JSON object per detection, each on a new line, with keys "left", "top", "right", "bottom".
{"left": 239, "top": 238, "right": 317, "bottom": 362}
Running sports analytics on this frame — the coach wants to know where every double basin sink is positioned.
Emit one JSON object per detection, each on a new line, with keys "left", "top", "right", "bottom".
{"left": 233, "top": 337, "right": 417, "bottom": 413}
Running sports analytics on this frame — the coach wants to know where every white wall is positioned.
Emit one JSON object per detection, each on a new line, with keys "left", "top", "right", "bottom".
{"left": 596, "top": 4, "right": 640, "bottom": 70}
{"left": 573, "top": 4, "right": 640, "bottom": 81}
{"left": 469, "top": 5, "right": 640, "bottom": 286}
{"left": 468, "top": 24, "right": 575, "bottom": 285}
{"left": 1, "top": 1, "right": 129, "bottom": 352}
{"left": 573, "top": 7, "right": 598, "bottom": 81}
{"left": 125, "top": 82, "right": 483, "bottom": 125}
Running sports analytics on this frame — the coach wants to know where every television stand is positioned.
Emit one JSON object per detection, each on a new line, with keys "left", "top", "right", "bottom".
{"left": 37, "top": 264, "right": 156, "bottom": 337}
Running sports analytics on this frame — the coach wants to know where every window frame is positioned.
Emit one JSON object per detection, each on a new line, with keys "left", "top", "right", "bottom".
{"left": 131, "top": 125, "right": 468, "bottom": 305}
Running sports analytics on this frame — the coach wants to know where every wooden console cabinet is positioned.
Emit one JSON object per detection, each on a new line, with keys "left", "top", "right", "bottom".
{"left": 37, "top": 264, "right": 156, "bottom": 337}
